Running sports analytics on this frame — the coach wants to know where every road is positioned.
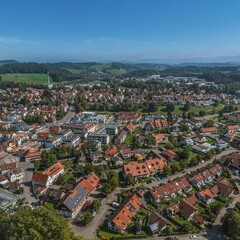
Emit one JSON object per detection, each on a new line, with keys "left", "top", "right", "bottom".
{"left": 18, "top": 161, "right": 38, "bottom": 204}
{"left": 72, "top": 147, "right": 238, "bottom": 239}
{"left": 206, "top": 175, "right": 240, "bottom": 240}
{"left": 147, "top": 147, "right": 236, "bottom": 190}
{"left": 57, "top": 110, "right": 75, "bottom": 125}
{"left": 17, "top": 110, "right": 76, "bottom": 204}
{"left": 71, "top": 188, "right": 122, "bottom": 239}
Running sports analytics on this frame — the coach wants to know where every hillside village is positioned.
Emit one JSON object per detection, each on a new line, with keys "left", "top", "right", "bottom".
{"left": 0, "top": 78, "right": 240, "bottom": 240}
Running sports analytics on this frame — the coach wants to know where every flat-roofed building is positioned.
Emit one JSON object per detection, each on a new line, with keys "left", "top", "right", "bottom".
{"left": 0, "top": 189, "right": 19, "bottom": 210}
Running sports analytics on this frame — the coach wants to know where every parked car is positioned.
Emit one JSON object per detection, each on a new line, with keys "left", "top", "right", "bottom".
{"left": 190, "top": 235, "right": 197, "bottom": 239}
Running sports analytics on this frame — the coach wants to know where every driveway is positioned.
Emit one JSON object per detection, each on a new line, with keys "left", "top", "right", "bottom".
{"left": 71, "top": 188, "right": 122, "bottom": 239}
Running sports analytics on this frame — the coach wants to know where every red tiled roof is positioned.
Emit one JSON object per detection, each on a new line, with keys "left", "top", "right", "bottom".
{"left": 42, "top": 161, "right": 64, "bottom": 178}
{"left": 111, "top": 194, "right": 142, "bottom": 232}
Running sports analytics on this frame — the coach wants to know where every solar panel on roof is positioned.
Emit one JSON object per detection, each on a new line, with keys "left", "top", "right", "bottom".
{"left": 64, "top": 185, "right": 87, "bottom": 210}
{"left": 150, "top": 223, "right": 158, "bottom": 231}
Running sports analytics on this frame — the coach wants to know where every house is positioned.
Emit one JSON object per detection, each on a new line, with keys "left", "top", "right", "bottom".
{"left": 145, "top": 158, "right": 167, "bottom": 175}
{"left": 117, "top": 112, "right": 142, "bottom": 123}
{"left": 150, "top": 177, "right": 191, "bottom": 202}
{"left": 24, "top": 148, "right": 42, "bottom": 161}
{"left": 210, "top": 179, "right": 234, "bottom": 198}
{"left": 220, "top": 152, "right": 240, "bottom": 173}
{"left": 194, "top": 134, "right": 206, "bottom": 143}
{"left": 123, "top": 162, "right": 150, "bottom": 179}
{"left": 121, "top": 148, "right": 132, "bottom": 159}
{"left": 114, "top": 130, "right": 127, "bottom": 146}
{"left": 37, "top": 132, "right": 49, "bottom": 142}
{"left": 200, "top": 169, "right": 213, "bottom": 184}
{"left": 183, "top": 138, "right": 194, "bottom": 146}
{"left": 105, "top": 148, "right": 118, "bottom": 161}
{"left": 197, "top": 189, "right": 214, "bottom": 205}
{"left": 149, "top": 212, "right": 168, "bottom": 234}
{"left": 0, "top": 174, "right": 9, "bottom": 185}
{"left": 57, "top": 172, "right": 100, "bottom": 218}
{"left": 40, "top": 188, "right": 66, "bottom": 205}
{"left": 179, "top": 200, "right": 197, "bottom": 220}
{"left": 154, "top": 134, "right": 166, "bottom": 143}
{"left": 64, "top": 135, "right": 81, "bottom": 147}
{"left": 201, "top": 127, "right": 218, "bottom": 134}
{"left": 42, "top": 161, "right": 64, "bottom": 182}
{"left": 14, "top": 122, "right": 28, "bottom": 131}
{"left": 125, "top": 123, "right": 136, "bottom": 133}
{"left": 188, "top": 173, "right": 205, "bottom": 188}
{"left": 161, "top": 149, "right": 178, "bottom": 160}
{"left": 0, "top": 163, "right": 17, "bottom": 175}
{"left": 5, "top": 168, "right": 24, "bottom": 182}
{"left": 49, "top": 125, "right": 62, "bottom": 134}
{"left": 32, "top": 173, "right": 53, "bottom": 189}
{"left": 209, "top": 164, "right": 222, "bottom": 178}
{"left": 45, "top": 136, "right": 63, "bottom": 148}
{"left": 108, "top": 193, "right": 143, "bottom": 234}
{"left": 106, "top": 124, "right": 119, "bottom": 135}
{"left": 215, "top": 139, "right": 228, "bottom": 149}
{"left": 59, "top": 130, "right": 73, "bottom": 141}
{"left": 87, "top": 132, "right": 110, "bottom": 145}
{"left": 145, "top": 150, "right": 162, "bottom": 159}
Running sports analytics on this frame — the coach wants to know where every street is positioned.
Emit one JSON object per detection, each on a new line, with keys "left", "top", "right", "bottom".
{"left": 72, "top": 147, "right": 238, "bottom": 239}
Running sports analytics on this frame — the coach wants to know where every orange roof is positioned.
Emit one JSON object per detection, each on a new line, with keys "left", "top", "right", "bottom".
{"left": 37, "top": 132, "right": 49, "bottom": 138}
{"left": 123, "top": 158, "right": 166, "bottom": 177}
{"left": 199, "top": 189, "right": 214, "bottom": 199}
{"left": 145, "top": 158, "right": 166, "bottom": 173}
{"left": 123, "top": 162, "right": 150, "bottom": 177}
{"left": 106, "top": 148, "right": 118, "bottom": 156}
{"left": 24, "top": 148, "right": 42, "bottom": 158}
{"left": 201, "top": 127, "right": 217, "bottom": 133}
{"left": 42, "top": 161, "right": 64, "bottom": 178}
{"left": 154, "top": 134, "right": 165, "bottom": 141}
{"left": 111, "top": 194, "right": 142, "bottom": 232}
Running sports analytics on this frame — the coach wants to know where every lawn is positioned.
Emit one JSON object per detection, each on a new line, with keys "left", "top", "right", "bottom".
{"left": 67, "top": 68, "right": 84, "bottom": 74}
{"left": 157, "top": 104, "right": 225, "bottom": 116}
{"left": 2, "top": 73, "right": 55, "bottom": 85}
{"left": 108, "top": 68, "right": 127, "bottom": 75}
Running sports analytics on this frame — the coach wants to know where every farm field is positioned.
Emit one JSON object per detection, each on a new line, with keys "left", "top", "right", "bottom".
{"left": 2, "top": 73, "right": 54, "bottom": 85}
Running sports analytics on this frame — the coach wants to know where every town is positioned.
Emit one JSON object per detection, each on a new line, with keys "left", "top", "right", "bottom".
{"left": 0, "top": 73, "right": 240, "bottom": 240}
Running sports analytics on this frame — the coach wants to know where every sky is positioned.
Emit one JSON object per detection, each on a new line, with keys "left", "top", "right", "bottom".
{"left": 1, "top": 0, "right": 240, "bottom": 62}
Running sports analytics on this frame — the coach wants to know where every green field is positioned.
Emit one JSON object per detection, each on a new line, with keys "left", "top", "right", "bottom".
{"left": 2, "top": 73, "right": 54, "bottom": 85}
{"left": 67, "top": 68, "right": 84, "bottom": 74}
{"left": 158, "top": 104, "right": 225, "bottom": 116}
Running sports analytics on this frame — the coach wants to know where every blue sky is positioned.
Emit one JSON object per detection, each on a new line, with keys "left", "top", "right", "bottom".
{"left": 1, "top": 0, "right": 240, "bottom": 62}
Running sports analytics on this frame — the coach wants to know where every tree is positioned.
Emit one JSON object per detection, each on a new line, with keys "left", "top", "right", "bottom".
{"left": 199, "top": 110, "right": 206, "bottom": 117}
{"left": 165, "top": 142, "right": 174, "bottom": 150}
{"left": 92, "top": 199, "right": 101, "bottom": 212}
{"left": 0, "top": 206, "right": 83, "bottom": 240}
{"left": 222, "top": 209, "right": 240, "bottom": 239}
{"left": 18, "top": 187, "right": 24, "bottom": 194}
{"left": 166, "top": 102, "right": 175, "bottom": 113}
{"left": 146, "top": 134, "right": 156, "bottom": 146}
{"left": 163, "top": 165, "right": 172, "bottom": 176}
{"left": 126, "top": 173, "right": 135, "bottom": 186}
{"left": 82, "top": 211, "right": 94, "bottom": 226}
{"left": 148, "top": 102, "right": 158, "bottom": 112}
{"left": 183, "top": 101, "right": 191, "bottom": 112}
{"left": 203, "top": 120, "right": 214, "bottom": 127}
